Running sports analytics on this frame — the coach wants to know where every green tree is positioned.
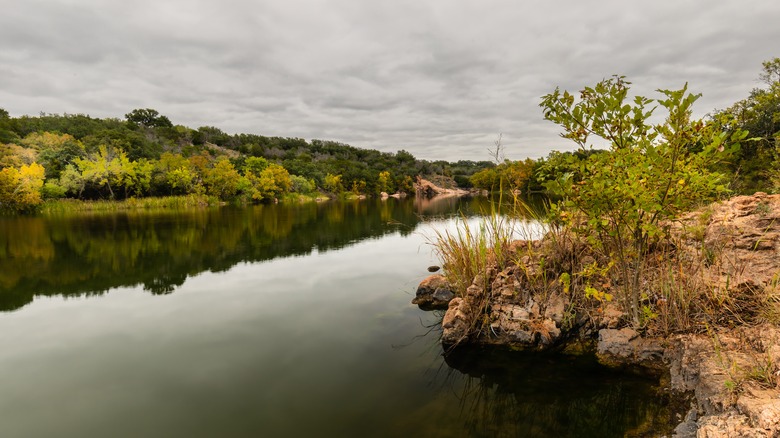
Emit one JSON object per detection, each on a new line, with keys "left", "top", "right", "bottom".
{"left": 125, "top": 108, "right": 173, "bottom": 128}
{"left": 716, "top": 57, "right": 780, "bottom": 193}
{"left": 58, "top": 164, "right": 86, "bottom": 197}
{"left": 69, "top": 145, "right": 151, "bottom": 199}
{"left": 540, "top": 76, "right": 746, "bottom": 325}
{"left": 469, "top": 167, "right": 499, "bottom": 191}
{"left": 290, "top": 175, "right": 315, "bottom": 194}
{"left": 243, "top": 156, "right": 269, "bottom": 175}
{"left": 0, "top": 108, "right": 18, "bottom": 144}
{"left": 154, "top": 152, "right": 195, "bottom": 195}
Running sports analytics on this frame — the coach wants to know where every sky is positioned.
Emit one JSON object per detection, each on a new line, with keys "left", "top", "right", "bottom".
{"left": 1, "top": 0, "right": 779, "bottom": 161}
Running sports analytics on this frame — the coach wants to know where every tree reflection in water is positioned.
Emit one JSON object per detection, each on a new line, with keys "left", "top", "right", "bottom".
{"left": 435, "top": 346, "right": 673, "bottom": 437}
{"left": 0, "top": 197, "right": 506, "bottom": 311}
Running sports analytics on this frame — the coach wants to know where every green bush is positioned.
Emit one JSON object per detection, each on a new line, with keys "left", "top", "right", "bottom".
{"left": 540, "top": 76, "right": 747, "bottom": 325}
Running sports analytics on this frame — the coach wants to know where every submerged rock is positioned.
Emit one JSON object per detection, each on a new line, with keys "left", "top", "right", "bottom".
{"left": 412, "top": 274, "right": 455, "bottom": 309}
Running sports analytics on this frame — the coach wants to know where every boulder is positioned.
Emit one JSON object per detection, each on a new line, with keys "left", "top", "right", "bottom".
{"left": 412, "top": 274, "right": 455, "bottom": 309}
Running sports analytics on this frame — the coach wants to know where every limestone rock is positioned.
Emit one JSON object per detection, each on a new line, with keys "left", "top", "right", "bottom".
{"left": 696, "top": 412, "right": 767, "bottom": 438}
{"left": 597, "top": 328, "right": 664, "bottom": 369}
{"left": 737, "top": 389, "right": 780, "bottom": 433}
{"left": 441, "top": 298, "right": 471, "bottom": 345}
{"left": 596, "top": 302, "right": 625, "bottom": 329}
{"left": 414, "top": 177, "right": 469, "bottom": 199}
{"left": 672, "top": 408, "right": 697, "bottom": 438}
{"left": 543, "top": 292, "right": 567, "bottom": 324}
{"left": 665, "top": 327, "right": 780, "bottom": 436}
{"left": 412, "top": 274, "right": 455, "bottom": 309}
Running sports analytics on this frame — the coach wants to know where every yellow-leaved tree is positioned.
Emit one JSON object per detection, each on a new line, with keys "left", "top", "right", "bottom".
{"left": 0, "top": 163, "right": 45, "bottom": 213}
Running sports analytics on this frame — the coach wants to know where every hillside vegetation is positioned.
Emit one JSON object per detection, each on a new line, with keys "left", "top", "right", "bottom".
{"left": 0, "top": 107, "right": 493, "bottom": 212}
{"left": 1, "top": 58, "right": 777, "bottom": 214}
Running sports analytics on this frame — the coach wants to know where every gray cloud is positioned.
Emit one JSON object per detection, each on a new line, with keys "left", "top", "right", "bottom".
{"left": 1, "top": 0, "right": 778, "bottom": 161}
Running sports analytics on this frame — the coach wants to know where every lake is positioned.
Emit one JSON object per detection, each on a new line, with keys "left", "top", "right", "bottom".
{"left": 0, "top": 197, "right": 672, "bottom": 437}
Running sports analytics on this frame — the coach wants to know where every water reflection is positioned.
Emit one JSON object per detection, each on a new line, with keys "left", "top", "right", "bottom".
{"left": 0, "top": 199, "right": 673, "bottom": 437}
{"left": 0, "top": 197, "right": 502, "bottom": 311}
{"left": 438, "top": 347, "right": 671, "bottom": 437}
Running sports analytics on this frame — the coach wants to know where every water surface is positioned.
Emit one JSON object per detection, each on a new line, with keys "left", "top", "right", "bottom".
{"left": 0, "top": 197, "right": 671, "bottom": 437}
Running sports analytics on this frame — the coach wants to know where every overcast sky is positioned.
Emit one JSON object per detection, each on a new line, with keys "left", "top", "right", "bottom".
{"left": 1, "top": 0, "right": 778, "bottom": 161}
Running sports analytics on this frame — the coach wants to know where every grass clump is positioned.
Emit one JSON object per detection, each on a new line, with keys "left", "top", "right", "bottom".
{"left": 430, "top": 211, "right": 517, "bottom": 297}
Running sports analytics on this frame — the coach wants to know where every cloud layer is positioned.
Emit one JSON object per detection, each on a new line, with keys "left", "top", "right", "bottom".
{"left": 2, "top": 0, "right": 778, "bottom": 160}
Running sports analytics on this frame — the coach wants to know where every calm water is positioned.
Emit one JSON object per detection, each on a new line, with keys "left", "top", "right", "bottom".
{"left": 0, "top": 197, "right": 672, "bottom": 437}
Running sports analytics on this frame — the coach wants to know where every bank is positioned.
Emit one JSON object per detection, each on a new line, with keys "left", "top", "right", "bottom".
{"left": 415, "top": 193, "right": 780, "bottom": 437}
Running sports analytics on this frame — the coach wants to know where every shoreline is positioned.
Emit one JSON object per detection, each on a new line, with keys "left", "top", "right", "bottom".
{"left": 416, "top": 193, "right": 780, "bottom": 436}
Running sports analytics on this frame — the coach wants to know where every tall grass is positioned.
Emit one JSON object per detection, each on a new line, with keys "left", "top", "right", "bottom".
{"left": 430, "top": 213, "right": 515, "bottom": 296}
{"left": 40, "top": 194, "right": 214, "bottom": 215}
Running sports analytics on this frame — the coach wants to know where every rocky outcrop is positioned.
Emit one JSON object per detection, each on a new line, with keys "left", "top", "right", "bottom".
{"left": 596, "top": 328, "right": 666, "bottom": 370}
{"left": 414, "top": 177, "right": 470, "bottom": 199}
{"left": 412, "top": 274, "right": 455, "bottom": 310}
{"left": 664, "top": 325, "right": 780, "bottom": 437}
{"left": 677, "top": 192, "right": 780, "bottom": 317}
{"left": 438, "top": 259, "right": 574, "bottom": 349}
{"left": 416, "top": 193, "right": 780, "bottom": 436}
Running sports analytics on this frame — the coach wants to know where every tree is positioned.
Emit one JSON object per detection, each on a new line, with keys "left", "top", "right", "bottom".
{"left": 469, "top": 167, "right": 499, "bottom": 191}
{"left": 125, "top": 108, "right": 173, "bottom": 128}
{"left": 154, "top": 152, "right": 195, "bottom": 194}
{"left": 469, "top": 159, "right": 535, "bottom": 193}
{"left": 203, "top": 157, "right": 241, "bottom": 200}
{"left": 58, "top": 164, "right": 86, "bottom": 197}
{"left": 324, "top": 173, "right": 344, "bottom": 194}
{"left": 243, "top": 156, "right": 269, "bottom": 175}
{"left": 0, "top": 108, "right": 17, "bottom": 144}
{"left": 21, "top": 132, "right": 85, "bottom": 179}
{"left": 716, "top": 58, "right": 780, "bottom": 193}
{"left": 0, "top": 163, "right": 45, "bottom": 212}
{"left": 0, "top": 143, "right": 37, "bottom": 169}
{"left": 759, "top": 57, "right": 780, "bottom": 85}
{"left": 540, "top": 76, "right": 746, "bottom": 325}
{"left": 289, "top": 175, "right": 315, "bottom": 194}
{"left": 74, "top": 145, "right": 123, "bottom": 199}
{"left": 377, "top": 170, "right": 393, "bottom": 193}
{"left": 245, "top": 163, "right": 292, "bottom": 201}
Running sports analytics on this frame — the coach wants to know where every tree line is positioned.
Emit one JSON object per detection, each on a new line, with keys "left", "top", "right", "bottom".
{"left": 0, "top": 107, "right": 494, "bottom": 212}
{"left": 1, "top": 57, "right": 777, "bottom": 213}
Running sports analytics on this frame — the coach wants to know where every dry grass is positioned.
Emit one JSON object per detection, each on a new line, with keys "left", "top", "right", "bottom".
{"left": 430, "top": 193, "right": 780, "bottom": 342}
{"left": 429, "top": 212, "right": 517, "bottom": 297}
